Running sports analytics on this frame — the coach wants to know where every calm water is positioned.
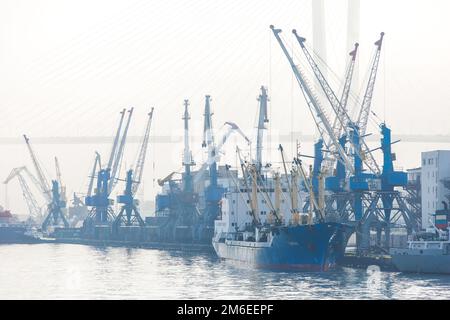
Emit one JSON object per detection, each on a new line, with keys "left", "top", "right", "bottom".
{"left": 1, "top": 243, "right": 450, "bottom": 300}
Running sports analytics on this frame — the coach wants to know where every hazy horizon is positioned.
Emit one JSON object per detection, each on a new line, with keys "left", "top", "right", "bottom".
{"left": 1, "top": 0, "right": 450, "bottom": 217}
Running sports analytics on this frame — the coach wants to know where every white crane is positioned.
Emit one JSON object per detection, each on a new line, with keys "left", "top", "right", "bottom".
{"left": 109, "top": 108, "right": 134, "bottom": 194}
{"left": 4, "top": 167, "right": 42, "bottom": 222}
{"left": 270, "top": 25, "right": 354, "bottom": 175}
{"left": 193, "top": 121, "right": 251, "bottom": 186}
{"left": 131, "top": 108, "right": 154, "bottom": 196}
{"left": 292, "top": 29, "right": 380, "bottom": 176}
{"left": 23, "top": 135, "right": 69, "bottom": 229}
{"left": 356, "top": 32, "right": 385, "bottom": 137}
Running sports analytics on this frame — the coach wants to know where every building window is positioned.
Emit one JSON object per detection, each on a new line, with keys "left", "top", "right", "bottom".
{"left": 422, "top": 159, "right": 426, "bottom": 166}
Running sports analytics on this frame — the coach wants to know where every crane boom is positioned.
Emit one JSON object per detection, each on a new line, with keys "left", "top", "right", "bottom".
{"left": 357, "top": 32, "right": 385, "bottom": 136}
{"left": 87, "top": 151, "right": 101, "bottom": 197}
{"left": 193, "top": 122, "right": 250, "bottom": 186}
{"left": 23, "top": 135, "right": 52, "bottom": 200}
{"left": 107, "top": 109, "right": 126, "bottom": 170}
{"left": 333, "top": 43, "right": 359, "bottom": 141}
{"left": 55, "top": 157, "right": 62, "bottom": 186}
{"left": 292, "top": 30, "right": 380, "bottom": 176}
{"left": 132, "top": 108, "right": 154, "bottom": 196}
{"left": 270, "top": 26, "right": 354, "bottom": 175}
{"left": 4, "top": 167, "right": 42, "bottom": 220}
{"left": 109, "top": 108, "right": 134, "bottom": 194}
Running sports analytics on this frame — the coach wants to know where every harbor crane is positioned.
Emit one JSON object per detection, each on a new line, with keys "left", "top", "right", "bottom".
{"left": 114, "top": 108, "right": 154, "bottom": 229}
{"left": 356, "top": 32, "right": 385, "bottom": 137}
{"left": 23, "top": 135, "right": 69, "bottom": 231}
{"left": 292, "top": 29, "right": 380, "bottom": 176}
{"left": 155, "top": 97, "right": 250, "bottom": 242}
{"left": 272, "top": 26, "right": 416, "bottom": 252}
{"left": 270, "top": 25, "right": 354, "bottom": 176}
{"left": 193, "top": 120, "right": 250, "bottom": 187}
{"left": 198, "top": 96, "right": 250, "bottom": 228}
{"left": 85, "top": 108, "right": 133, "bottom": 226}
{"left": 4, "top": 167, "right": 42, "bottom": 223}
{"left": 155, "top": 100, "right": 198, "bottom": 237}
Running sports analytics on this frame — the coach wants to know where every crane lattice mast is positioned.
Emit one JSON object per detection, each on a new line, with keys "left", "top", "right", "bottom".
{"left": 132, "top": 108, "right": 154, "bottom": 196}
{"left": 270, "top": 25, "right": 354, "bottom": 175}
{"left": 4, "top": 167, "right": 42, "bottom": 221}
{"left": 292, "top": 30, "right": 380, "bottom": 176}
{"left": 356, "top": 32, "right": 385, "bottom": 136}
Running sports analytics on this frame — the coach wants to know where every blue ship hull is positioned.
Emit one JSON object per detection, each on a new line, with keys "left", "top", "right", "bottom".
{"left": 213, "top": 223, "right": 350, "bottom": 271}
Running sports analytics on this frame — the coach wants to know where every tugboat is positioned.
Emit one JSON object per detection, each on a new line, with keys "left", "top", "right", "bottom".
{"left": 390, "top": 202, "right": 450, "bottom": 274}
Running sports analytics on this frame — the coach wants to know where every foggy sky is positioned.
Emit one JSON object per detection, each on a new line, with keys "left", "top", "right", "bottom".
{"left": 1, "top": 0, "right": 450, "bottom": 216}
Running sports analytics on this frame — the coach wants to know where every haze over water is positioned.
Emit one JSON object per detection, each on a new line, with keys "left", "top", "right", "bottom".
{"left": 1, "top": 244, "right": 449, "bottom": 300}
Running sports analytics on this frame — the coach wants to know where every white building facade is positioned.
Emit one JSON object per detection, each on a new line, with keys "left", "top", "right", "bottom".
{"left": 421, "top": 150, "right": 450, "bottom": 230}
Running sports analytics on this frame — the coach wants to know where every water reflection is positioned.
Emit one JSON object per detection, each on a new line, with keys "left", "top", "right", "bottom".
{"left": 1, "top": 244, "right": 450, "bottom": 299}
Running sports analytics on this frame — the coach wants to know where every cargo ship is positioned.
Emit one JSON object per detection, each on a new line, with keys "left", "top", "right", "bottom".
{"left": 212, "top": 152, "right": 352, "bottom": 271}
{"left": 213, "top": 222, "right": 350, "bottom": 271}
{"left": 390, "top": 202, "right": 450, "bottom": 274}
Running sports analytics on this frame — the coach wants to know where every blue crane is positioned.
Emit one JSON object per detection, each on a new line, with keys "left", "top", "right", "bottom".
{"left": 272, "top": 25, "right": 415, "bottom": 252}
{"left": 270, "top": 25, "right": 354, "bottom": 176}
{"left": 114, "top": 108, "right": 154, "bottom": 229}
{"left": 23, "top": 135, "right": 68, "bottom": 231}
{"left": 84, "top": 108, "right": 133, "bottom": 226}
{"left": 292, "top": 29, "right": 380, "bottom": 176}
